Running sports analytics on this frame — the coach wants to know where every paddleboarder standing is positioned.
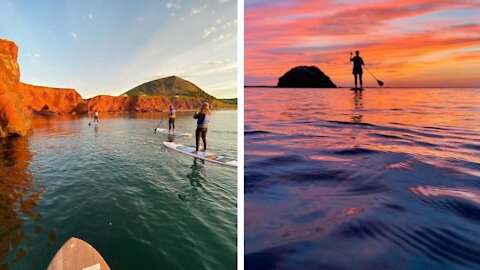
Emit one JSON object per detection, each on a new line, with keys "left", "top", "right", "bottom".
{"left": 168, "top": 105, "right": 176, "bottom": 132}
{"left": 93, "top": 111, "right": 99, "bottom": 125}
{"left": 350, "top": 51, "right": 364, "bottom": 89}
{"left": 193, "top": 102, "right": 211, "bottom": 152}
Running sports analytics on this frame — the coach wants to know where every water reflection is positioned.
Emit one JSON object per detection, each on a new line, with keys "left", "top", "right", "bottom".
{"left": 178, "top": 160, "right": 206, "bottom": 201}
{"left": 245, "top": 87, "right": 480, "bottom": 269}
{"left": 351, "top": 90, "right": 363, "bottom": 123}
{"left": 1, "top": 111, "right": 236, "bottom": 269}
{"left": 411, "top": 186, "right": 480, "bottom": 205}
{"left": 0, "top": 137, "right": 43, "bottom": 269}
{"left": 187, "top": 159, "right": 206, "bottom": 189}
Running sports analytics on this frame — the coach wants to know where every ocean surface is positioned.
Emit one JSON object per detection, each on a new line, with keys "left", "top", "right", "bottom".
{"left": 0, "top": 110, "right": 237, "bottom": 270}
{"left": 245, "top": 87, "right": 480, "bottom": 270}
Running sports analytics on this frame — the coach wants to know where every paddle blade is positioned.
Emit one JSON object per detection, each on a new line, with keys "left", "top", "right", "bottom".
{"left": 377, "top": 80, "right": 384, "bottom": 87}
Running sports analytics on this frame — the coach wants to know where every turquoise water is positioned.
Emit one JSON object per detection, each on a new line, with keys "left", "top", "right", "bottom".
{"left": 0, "top": 111, "right": 237, "bottom": 269}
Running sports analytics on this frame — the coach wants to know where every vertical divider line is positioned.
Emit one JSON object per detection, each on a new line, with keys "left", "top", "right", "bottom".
{"left": 237, "top": 0, "right": 245, "bottom": 268}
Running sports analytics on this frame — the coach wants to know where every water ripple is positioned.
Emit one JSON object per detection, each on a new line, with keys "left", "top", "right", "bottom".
{"left": 245, "top": 87, "right": 480, "bottom": 269}
{"left": 1, "top": 112, "right": 237, "bottom": 270}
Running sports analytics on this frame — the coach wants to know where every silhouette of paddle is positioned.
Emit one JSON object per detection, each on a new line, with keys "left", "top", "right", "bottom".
{"left": 364, "top": 66, "right": 384, "bottom": 87}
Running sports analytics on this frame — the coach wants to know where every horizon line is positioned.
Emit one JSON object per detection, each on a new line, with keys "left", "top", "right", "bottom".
{"left": 244, "top": 86, "right": 480, "bottom": 89}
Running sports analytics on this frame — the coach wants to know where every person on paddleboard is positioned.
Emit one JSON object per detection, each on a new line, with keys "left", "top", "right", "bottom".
{"left": 168, "top": 105, "right": 176, "bottom": 132}
{"left": 350, "top": 51, "right": 364, "bottom": 89}
{"left": 89, "top": 111, "right": 99, "bottom": 126}
{"left": 193, "top": 102, "right": 211, "bottom": 152}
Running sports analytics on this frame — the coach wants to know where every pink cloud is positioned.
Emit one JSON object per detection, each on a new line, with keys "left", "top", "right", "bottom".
{"left": 245, "top": 0, "right": 480, "bottom": 87}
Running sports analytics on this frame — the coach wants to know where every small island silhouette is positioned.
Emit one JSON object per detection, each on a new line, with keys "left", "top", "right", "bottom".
{"left": 278, "top": 66, "right": 337, "bottom": 88}
{"left": 244, "top": 66, "right": 337, "bottom": 88}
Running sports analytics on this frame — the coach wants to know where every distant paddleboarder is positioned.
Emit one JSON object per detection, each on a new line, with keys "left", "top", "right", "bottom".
{"left": 193, "top": 102, "right": 211, "bottom": 153}
{"left": 89, "top": 111, "right": 99, "bottom": 126}
{"left": 168, "top": 105, "right": 176, "bottom": 132}
{"left": 350, "top": 51, "right": 364, "bottom": 89}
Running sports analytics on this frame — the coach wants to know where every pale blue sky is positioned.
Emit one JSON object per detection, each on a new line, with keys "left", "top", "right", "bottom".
{"left": 0, "top": 0, "right": 237, "bottom": 98}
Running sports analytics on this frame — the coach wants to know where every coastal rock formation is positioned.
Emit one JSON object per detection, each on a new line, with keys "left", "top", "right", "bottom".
{"left": 73, "top": 95, "right": 215, "bottom": 114}
{"left": 0, "top": 39, "right": 234, "bottom": 137}
{"left": 277, "top": 66, "right": 337, "bottom": 88}
{"left": 17, "top": 83, "right": 226, "bottom": 115}
{"left": 18, "top": 83, "right": 83, "bottom": 114}
{"left": 0, "top": 39, "right": 20, "bottom": 90}
{"left": 0, "top": 92, "right": 32, "bottom": 137}
{"left": 0, "top": 39, "right": 31, "bottom": 137}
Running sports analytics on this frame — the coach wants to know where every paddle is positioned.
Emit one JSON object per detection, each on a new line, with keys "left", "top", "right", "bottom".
{"left": 364, "top": 66, "right": 384, "bottom": 87}
{"left": 154, "top": 119, "right": 164, "bottom": 132}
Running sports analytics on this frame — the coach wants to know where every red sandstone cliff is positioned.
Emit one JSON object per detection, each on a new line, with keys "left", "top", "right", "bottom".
{"left": 73, "top": 95, "right": 217, "bottom": 114}
{"left": 0, "top": 39, "right": 233, "bottom": 137}
{"left": 19, "top": 83, "right": 83, "bottom": 114}
{"left": 0, "top": 39, "right": 31, "bottom": 137}
{"left": 16, "top": 85, "right": 211, "bottom": 116}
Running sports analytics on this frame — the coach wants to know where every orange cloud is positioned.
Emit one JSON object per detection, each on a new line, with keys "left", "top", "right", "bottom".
{"left": 245, "top": 0, "right": 480, "bottom": 87}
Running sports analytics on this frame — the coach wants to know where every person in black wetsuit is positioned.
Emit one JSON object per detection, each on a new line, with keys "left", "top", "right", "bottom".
{"left": 350, "top": 51, "right": 364, "bottom": 89}
{"left": 193, "top": 102, "right": 211, "bottom": 152}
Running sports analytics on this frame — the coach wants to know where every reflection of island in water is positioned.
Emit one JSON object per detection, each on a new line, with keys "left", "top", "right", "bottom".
{"left": 0, "top": 137, "right": 51, "bottom": 269}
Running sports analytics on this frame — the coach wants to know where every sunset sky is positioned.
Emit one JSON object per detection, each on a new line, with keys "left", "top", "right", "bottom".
{"left": 0, "top": 0, "right": 236, "bottom": 98}
{"left": 245, "top": 0, "right": 480, "bottom": 87}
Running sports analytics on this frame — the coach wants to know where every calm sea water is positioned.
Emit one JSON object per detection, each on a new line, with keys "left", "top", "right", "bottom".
{"left": 245, "top": 88, "right": 480, "bottom": 270}
{"left": 0, "top": 110, "right": 237, "bottom": 270}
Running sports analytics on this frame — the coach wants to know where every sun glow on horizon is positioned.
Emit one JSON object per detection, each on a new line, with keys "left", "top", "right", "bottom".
{"left": 245, "top": 0, "right": 480, "bottom": 87}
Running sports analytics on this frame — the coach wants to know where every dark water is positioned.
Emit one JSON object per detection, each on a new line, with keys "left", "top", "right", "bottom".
{"left": 245, "top": 88, "right": 480, "bottom": 270}
{"left": 0, "top": 111, "right": 237, "bottom": 270}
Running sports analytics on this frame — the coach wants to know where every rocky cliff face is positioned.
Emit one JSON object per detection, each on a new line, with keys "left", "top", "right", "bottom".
{"left": 278, "top": 66, "right": 337, "bottom": 88}
{"left": 17, "top": 85, "right": 217, "bottom": 115}
{"left": 0, "top": 39, "right": 31, "bottom": 137}
{"left": 73, "top": 95, "right": 214, "bottom": 114}
{"left": 19, "top": 83, "right": 84, "bottom": 114}
{"left": 0, "top": 39, "right": 19, "bottom": 90}
{"left": 0, "top": 39, "right": 233, "bottom": 137}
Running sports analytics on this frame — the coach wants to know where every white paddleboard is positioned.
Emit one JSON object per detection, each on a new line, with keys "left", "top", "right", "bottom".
{"left": 163, "top": 141, "right": 237, "bottom": 167}
{"left": 155, "top": 128, "right": 192, "bottom": 137}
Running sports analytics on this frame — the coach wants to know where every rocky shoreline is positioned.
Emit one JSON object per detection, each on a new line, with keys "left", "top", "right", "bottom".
{"left": 0, "top": 39, "right": 234, "bottom": 137}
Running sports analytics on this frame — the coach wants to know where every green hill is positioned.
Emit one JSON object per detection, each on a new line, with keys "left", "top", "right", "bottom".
{"left": 122, "top": 76, "right": 215, "bottom": 100}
